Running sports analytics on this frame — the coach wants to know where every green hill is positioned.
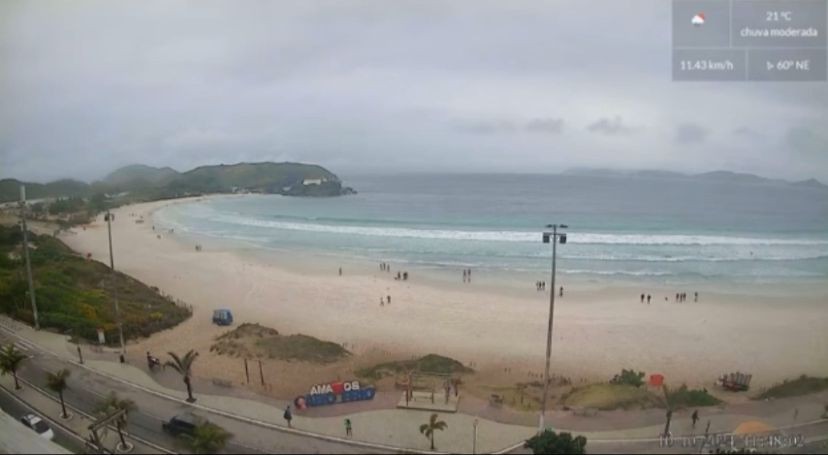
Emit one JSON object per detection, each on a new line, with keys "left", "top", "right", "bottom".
{"left": 0, "top": 161, "right": 354, "bottom": 202}
{"left": 102, "top": 164, "right": 180, "bottom": 189}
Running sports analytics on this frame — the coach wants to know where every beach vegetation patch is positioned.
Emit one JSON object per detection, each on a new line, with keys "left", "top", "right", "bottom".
{"left": 356, "top": 354, "right": 473, "bottom": 380}
{"left": 609, "top": 369, "right": 646, "bottom": 388}
{"left": 210, "top": 323, "right": 349, "bottom": 364}
{"left": 0, "top": 225, "right": 191, "bottom": 343}
{"left": 667, "top": 384, "right": 723, "bottom": 408}
{"left": 756, "top": 375, "right": 828, "bottom": 400}
{"left": 561, "top": 383, "right": 662, "bottom": 411}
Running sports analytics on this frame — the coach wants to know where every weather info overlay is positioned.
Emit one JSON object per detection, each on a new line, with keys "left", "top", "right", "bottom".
{"left": 673, "top": 0, "right": 827, "bottom": 81}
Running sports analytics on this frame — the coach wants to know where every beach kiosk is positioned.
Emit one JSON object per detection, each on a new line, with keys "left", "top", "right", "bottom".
{"left": 212, "top": 309, "right": 234, "bottom": 326}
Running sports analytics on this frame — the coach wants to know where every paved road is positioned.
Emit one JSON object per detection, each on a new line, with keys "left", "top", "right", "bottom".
{"left": 0, "top": 385, "right": 87, "bottom": 454}
{"left": 0, "top": 331, "right": 383, "bottom": 454}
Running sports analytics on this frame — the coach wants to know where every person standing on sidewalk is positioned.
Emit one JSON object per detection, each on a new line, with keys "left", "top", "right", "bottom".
{"left": 344, "top": 418, "right": 352, "bottom": 438}
{"left": 283, "top": 406, "right": 293, "bottom": 428}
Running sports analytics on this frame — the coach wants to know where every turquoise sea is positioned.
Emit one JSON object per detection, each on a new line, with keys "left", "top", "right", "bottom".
{"left": 153, "top": 173, "right": 828, "bottom": 286}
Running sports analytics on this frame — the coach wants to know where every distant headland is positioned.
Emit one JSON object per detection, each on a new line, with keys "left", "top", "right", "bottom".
{"left": 0, "top": 161, "right": 357, "bottom": 203}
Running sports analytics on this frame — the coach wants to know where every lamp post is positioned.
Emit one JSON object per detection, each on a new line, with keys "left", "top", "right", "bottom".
{"left": 472, "top": 417, "right": 479, "bottom": 454}
{"left": 539, "top": 224, "right": 568, "bottom": 432}
{"left": 18, "top": 185, "right": 40, "bottom": 330}
{"left": 104, "top": 210, "right": 126, "bottom": 356}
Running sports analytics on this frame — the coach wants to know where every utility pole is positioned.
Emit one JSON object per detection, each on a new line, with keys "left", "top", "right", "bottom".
{"left": 105, "top": 210, "right": 126, "bottom": 356}
{"left": 19, "top": 185, "right": 40, "bottom": 330}
{"left": 539, "top": 224, "right": 568, "bottom": 432}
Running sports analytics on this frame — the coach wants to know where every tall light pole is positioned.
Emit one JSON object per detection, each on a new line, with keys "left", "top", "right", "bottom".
{"left": 473, "top": 417, "right": 479, "bottom": 454}
{"left": 104, "top": 210, "right": 126, "bottom": 356}
{"left": 19, "top": 185, "right": 40, "bottom": 330}
{"left": 539, "top": 223, "right": 568, "bottom": 432}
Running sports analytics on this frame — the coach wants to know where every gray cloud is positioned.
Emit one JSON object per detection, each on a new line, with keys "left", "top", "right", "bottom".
{"left": 586, "top": 117, "right": 634, "bottom": 136}
{"left": 675, "top": 123, "right": 708, "bottom": 145}
{"left": 786, "top": 127, "right": 826, "bottom": 158}
{"left": 0, "top": 0, "right": 825, "bottom": 182}
{"left": 526, "top": 118, "right": 564, "bottom": 134}
{"left": 732, "top": 127, "right": 763, "bottom": 139}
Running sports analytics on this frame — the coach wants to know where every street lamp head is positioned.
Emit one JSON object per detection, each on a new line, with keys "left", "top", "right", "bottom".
{"left": 560, "top": 224, "right": 569, "bottom": 229}
{"left": 542, "top": 232, "right": 551, "bottom": 244}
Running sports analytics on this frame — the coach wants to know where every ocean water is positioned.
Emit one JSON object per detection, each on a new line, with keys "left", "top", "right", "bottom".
{"left": 153, "top": 173, "right": 828, "bottom": 286}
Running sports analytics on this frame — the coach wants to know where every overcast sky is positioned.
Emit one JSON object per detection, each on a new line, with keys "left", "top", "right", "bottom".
{"left": 1, "top": 0, "right": 826, "bottom": 183}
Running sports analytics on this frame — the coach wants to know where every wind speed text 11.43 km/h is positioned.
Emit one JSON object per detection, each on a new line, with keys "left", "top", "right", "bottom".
{"left": 680, "top": 59, "right": 735, "bottom": 72}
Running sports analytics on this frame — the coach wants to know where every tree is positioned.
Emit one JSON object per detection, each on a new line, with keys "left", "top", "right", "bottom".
{"left": 610, "top": 369, "right": 645, "bottom": 388}
{"left": 46, "top": 369, "right": 71, "bottom": 419}
{"left": 95, "top": 392, "right": 136, "bottom": 451}
{"left": 524, "top": 430, "right": 587, "bottom": 455}
{"left": 419, "top": 413, "right": 447, "bottom": 451}
{"left": 165, "top": 350, "right": 199, "bottom": 402}
{"left": 188, "top": 422, "right": 232, "bottom": 454}
{"left": 0, "top": 343, "right": 27, "bottom": 390}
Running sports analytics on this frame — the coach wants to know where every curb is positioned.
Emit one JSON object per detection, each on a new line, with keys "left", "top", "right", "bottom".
{"left": 0, "top": 325, "right": 450, "bottom": 454}
{"left": 10, "top": 374, "right": 175, "bottom": 455}
{"left": 0, "top": 382, "right": 87, "bottom": 451}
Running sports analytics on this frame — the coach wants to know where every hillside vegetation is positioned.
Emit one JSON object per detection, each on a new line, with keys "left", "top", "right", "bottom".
{"left": 0, "top": 225, "right": 191, "bottom": 342}
{"left": 0, "top": 161, "right": 355, "bottom": 203}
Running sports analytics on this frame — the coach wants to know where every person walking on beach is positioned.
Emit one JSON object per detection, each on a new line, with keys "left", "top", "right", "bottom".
{"left": 647, "top": 294, "right": 651, "bottom": 304}
{"left": 694, "top": 291, "right": 698, "bottom": 302}
{"left": 641, "top": 293, "right": 645, "bottom": 303}
{"left": 691, "top": 410, "right": 699, "bottom": 429}
{"left": 344, "top": 418, "right": 352, "bottom": 438}
{"left": 467, "top": 268, "right": 471, "bottom": 282}
{"left": 387, "top": 295, "right": 391, "bottom": 305}
{"left": 380, "top": 297, "right": 384, "bottom": 307}
{"left": 559, "top": 286, "right": 564, "bottom": 298}
{"left": 283, "top": 406, "right": 293, "bottom": 428}
{"left": 463, "top": 270, "right": 467, "bottom": 283}
{"left": 339, "top": 267, "right": 342, "bottom": 276}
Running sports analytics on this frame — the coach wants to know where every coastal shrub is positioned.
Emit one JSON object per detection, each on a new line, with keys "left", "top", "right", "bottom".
{"left": 756, "top": 375, "right": 828, "bottom": 400}
{"left": 210, "top": 323, "right": 349, "bottom": 364}
{"left": 668, "top": 384, "right": 722, "bottom": 408}
{"left": 525, "top": 430, "right": 587, "bottom": 455}
{"left": 562, "top": 383, "right": 661, "bottom": 411}
{"left": 356, "top": 354, "right": 474, "bottom": 380}
{"left": 610, "top": 369, "right": 646, "bottom": 388}
{"left": 0, "top": 225, "right": 191, "bottom": 344}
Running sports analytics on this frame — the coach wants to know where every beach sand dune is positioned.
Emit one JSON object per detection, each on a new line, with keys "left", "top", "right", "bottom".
{"left": 60, "top": 199, "right": 828, "bottom": 394}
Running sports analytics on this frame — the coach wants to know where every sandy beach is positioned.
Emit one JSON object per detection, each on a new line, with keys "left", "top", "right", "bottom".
{"left": 58, "top": 198, "right": 828, "bottom": 397}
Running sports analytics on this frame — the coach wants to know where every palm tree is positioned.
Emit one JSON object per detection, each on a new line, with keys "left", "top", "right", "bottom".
{"left": 165, "top": 350, "right": 199, "bottom": 402}
{"left": 46, "top": 369, "right": 71, "bottom": 419}
{"left": 189, "top": 422, "right": 232, "bottom": 454}
{"left": 0, "top": 343, "right": 27, "bottom": 390}
{"left": 95, "top": 392, "right": 136, "bottom": 451}
{"left": 419, "top": 413, "right": 448, "bottom": 450}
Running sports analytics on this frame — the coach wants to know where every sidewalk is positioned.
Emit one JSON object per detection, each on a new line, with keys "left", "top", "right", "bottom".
{"left": 2, "top": 315, "right": 826, "bottom": 453}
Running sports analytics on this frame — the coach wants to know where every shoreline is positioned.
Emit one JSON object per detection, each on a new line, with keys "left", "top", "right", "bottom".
{"left": 55, "top": 197, "right": 828, "bottom": 394}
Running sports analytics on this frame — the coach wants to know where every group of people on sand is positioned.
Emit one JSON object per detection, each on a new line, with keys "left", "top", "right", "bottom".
{"left": 462, "top": 268, "right": 472, "bottom": 283}
{"left": 378, "top": 262, "right": 408, "bottom": 280}
{"left": 535, "top": 281, "right": 547, "bottom": 291}
{"left": 639, "top": 291, "right": 698, "bottom": 304}
{"left": 380, "top": 294, "right": 391, "bottom": 306}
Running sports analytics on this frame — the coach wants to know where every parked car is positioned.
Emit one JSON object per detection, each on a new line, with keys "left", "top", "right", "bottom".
{"left": 161, "top": 412, "right": 201, "bottom": 437}
{"left": 20, "top": 414, "right": 55, "bottom": 440}
{"left": 212, "top": 309, "right": 233, "bottom": 326}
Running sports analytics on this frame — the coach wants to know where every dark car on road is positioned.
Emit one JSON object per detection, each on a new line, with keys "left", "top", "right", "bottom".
{"left": 161, "top": 412, "right": 202, "bottom": 437}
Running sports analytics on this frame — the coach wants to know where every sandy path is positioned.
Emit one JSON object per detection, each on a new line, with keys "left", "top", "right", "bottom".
{"left": 60, "top": 198, "right": 828, "bottom": 390}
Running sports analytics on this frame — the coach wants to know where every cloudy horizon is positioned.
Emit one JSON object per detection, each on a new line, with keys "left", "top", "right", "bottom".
{"left": 1, "top": 0, "right": 826, "bottom": 183}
